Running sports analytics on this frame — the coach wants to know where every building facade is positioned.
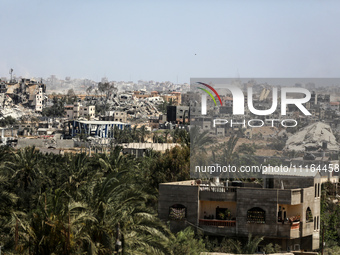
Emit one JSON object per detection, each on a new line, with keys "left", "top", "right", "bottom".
{"left": 158, "top": 173, "right": 321, "bottom": 252}
{"left": 65, "top": 102, "right": 95, "bottom": 119}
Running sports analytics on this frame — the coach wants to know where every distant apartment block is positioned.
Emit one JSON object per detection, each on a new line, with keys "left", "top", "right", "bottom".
{"left": 65, "top": 102, "right": 95, "bottom": 119}
{"left": 34, "top": 87, "right": 44, "bottom": 112}
{"left": 102, "top": 111, "right": 128, "bottom": 122}
{"left": 167, "top": 105, "right": 189, "bottom": 123}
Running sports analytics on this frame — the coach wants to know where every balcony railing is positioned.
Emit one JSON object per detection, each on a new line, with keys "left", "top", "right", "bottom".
{"left": 199, "top": 185, "right": 237, "bottom": 193}
{"left": 277, "top": 222, "right": 301, "bottom": 238}
{"left": 199, "top": 219, "right": 236, "bottom": 227}
{"left": 291, "top": 221, "right": 300, "bottom": 230}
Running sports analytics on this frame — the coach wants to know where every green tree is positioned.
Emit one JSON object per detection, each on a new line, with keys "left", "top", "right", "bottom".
{"left": 170, "top": 227, "right": 206, "bottom": 255}
{"left": 0, "top": 116, "right": 17, "bottom": 127}
{"left": 42, "top": 96, "right": 65, "bottom": 117}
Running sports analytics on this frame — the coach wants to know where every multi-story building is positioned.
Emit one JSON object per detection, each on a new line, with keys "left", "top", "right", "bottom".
{"left": 101, "top": 111, "right": 128, "bottom": 122}
{"left": 158, "top": 171, "right": 321, "bottom": 252}
{"left": 162, "top": 92, "right": 181, "bottom": 105}
{"left": 34, "top": 87, "right": 44, "bottom": 112}
{"left": 65, "top": 102, "right": 95, "bottom": 119}
{"left": 167, "top": 106, "right": 189, "bottom": 123}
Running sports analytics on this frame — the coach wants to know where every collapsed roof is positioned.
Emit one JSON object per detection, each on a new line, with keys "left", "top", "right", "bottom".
{"left": 285, "top": 122, "right": 339, "bottom": 152}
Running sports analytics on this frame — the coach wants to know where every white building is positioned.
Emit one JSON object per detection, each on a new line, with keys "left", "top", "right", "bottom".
{"left": 103, "top": 111, "right": 127, "bottom": 122}
{"left": 65, "top": 102, "right": 95, "bottom": 120}
{"left": 34, "top": 87, "right": 44, "bottom": 112}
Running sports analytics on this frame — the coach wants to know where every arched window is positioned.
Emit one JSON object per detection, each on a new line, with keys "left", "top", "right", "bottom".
{"left": 247, "top": 207, "right": 265, "bottom": 223}
{"left": 306, "top": 207, "right": 313, "bottom": 222}
{"left": 169, "top": 204, "right": 186, "bottom": 220}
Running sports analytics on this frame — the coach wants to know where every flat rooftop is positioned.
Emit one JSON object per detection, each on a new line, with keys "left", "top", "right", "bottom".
{"left": 72, "top": 120, "right": 129, "bottom": 125}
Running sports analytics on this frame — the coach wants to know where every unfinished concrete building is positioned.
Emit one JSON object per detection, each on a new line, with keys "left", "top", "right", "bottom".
{"left": 158, "top": 171, "right": 321, "bottom": 252}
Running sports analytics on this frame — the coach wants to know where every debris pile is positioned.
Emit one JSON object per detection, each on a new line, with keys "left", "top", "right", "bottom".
{"left": 285, "top": 122, "right": 339, "bottom": 152}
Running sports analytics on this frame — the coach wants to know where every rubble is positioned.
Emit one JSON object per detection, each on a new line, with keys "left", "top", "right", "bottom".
{"left": 285, "top": 122, "right": 339, "bottom": 152}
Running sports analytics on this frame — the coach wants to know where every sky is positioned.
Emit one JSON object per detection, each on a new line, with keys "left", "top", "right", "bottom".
{"left": 1, "top": 0, "right": 340, "bottom": 84}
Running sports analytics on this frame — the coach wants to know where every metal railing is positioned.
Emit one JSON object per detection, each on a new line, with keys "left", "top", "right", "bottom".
{"left": 199, "top": 219, "right": 236, "bottom": 227}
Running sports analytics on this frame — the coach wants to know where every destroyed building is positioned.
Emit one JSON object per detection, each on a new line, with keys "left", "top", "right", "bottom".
{"left": 0, "top": 78, "right": 46, "bottom": 112}
{"left": 285, "top": 122, "right": 339, "bottom": 152}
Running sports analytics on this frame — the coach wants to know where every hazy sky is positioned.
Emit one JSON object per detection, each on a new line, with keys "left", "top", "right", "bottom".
{"left": 1, "top": 0, "right": 340, "bottom": 83}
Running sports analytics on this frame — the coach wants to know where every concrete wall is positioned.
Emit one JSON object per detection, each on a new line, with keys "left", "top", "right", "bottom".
{"left": 17, "top": 138, "right": 75, "bottom": 148}
{"left": 273, "top": 177, "right": 314, "bottom": 189}
{"left": 236, "top": 188, "right": 280, "bottom": 237}
{"left": 158, "top": 182, "right": 199, "bottom": 232}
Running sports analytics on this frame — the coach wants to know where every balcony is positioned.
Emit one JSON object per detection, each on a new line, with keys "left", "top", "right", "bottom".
{"left": 199, "top": 219, "right": 236, "bottom": 235}
{"left": 276, "top": 222, "right": 300, "bottom": 238}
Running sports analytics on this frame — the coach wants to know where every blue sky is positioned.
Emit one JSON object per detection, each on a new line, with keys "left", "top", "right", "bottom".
{"left": 1, "top": 0, "right": 340, "bottom": 83}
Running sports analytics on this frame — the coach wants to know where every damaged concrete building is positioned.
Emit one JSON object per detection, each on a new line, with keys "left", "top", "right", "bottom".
{"left": 285, "top": 122, "right": 339, "bottom": 152}
{"left": 0, "top": 78, "right": 46, "bottom": 112}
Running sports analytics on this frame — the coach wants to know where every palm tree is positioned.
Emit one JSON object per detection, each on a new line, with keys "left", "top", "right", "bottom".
{"left": 190, "top": 126, "right": 214, "bottom": 154}
{"left": 139, "top": 125, "right": 150, "bottom": 143}
{"left": 132, "top": 125, "right": 139, "bottom": 142}
{"left": 3, "top": 146, "right": 45, "bottom": 212}
{"left": 0, "top": 175, "right": 18, "bottom": 247}
{"left": 85, "top": 167, "right": 172, "bottom": 255}
{"left": 164, "top": 129, "right": 170, "bottom": 143}
{"left": 241, "top": 234, "right": 264, "bottom": 254}
{"left": 29, "top": 188, "right": 97, "bottom": 255}
{"left": 4, "top": 146, "right": 42, "bottom": 190}
{"left": 228, "top": 234, "right": 263, "bottom": 254}
{"left": 0, "top": 175, "right": 17, "bottom": 212}
{"left": 61, "top": 153, "right": 93, "bottom": 201}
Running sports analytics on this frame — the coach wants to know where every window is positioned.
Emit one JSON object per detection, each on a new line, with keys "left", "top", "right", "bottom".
{"left": 169, "top": 204, "right": 186, "bottom": 220}
{"left": 306, "top": 207, "right": 313, "bottom": 222}
{"left": 315, "top": 184, "right": 317, "bottom": 197}
{"left": 266, "top": 178, "right": 274, "bottom": 188}
{"left": 247, "top": 207, "right": 265, "bottom": 223}
{"left": 314, "top": 217, "right": 316, "bottom": 230}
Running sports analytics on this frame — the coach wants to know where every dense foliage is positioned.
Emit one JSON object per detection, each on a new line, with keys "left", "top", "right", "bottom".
{"left": 42, "top": 96, "right": 66, "bottom": 117}
{"left": 0, "top": 144, "right": 193, "bottom": 254}
{"left": 321, "top": 181, "right": 340, "bottom": 251}
{"left": 0, "top": 116, "right": 17, "bottom": 127}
